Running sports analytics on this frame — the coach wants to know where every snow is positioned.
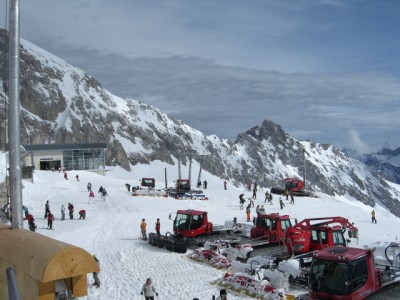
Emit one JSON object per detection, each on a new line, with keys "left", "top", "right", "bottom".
{"left": 2, "top": 152, "right": 400, "bottom": 299}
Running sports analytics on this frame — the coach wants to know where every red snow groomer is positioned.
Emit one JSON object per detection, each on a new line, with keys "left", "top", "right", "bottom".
{"left": 284, "top": 216, "right": 357, "bottom": 255}
{"left": 271, "top": 177, "right": 312, "bottom": 196}
{"left": 250, "top": 213, "right": 296, "bottom": 246}
{"left": 309, "top": 243, "right": 400, "bottom": 299}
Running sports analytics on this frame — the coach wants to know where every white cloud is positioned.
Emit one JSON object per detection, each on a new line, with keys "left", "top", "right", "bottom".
{"left": 348, "top": 129, "right": 373, "bottom": 154}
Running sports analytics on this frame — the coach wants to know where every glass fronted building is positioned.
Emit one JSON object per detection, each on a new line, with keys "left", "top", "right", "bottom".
{"left": 22, "top": 143, "right": 107, "bottom": 171}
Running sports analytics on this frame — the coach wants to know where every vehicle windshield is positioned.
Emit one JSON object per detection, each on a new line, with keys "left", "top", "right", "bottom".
{"left": 309, "top": 260, "right": 350, "bottom": 295}
{"left": 281, "top": 219, "right": 292, "bottom": 231}
{"left": 174, "top": 213, "right": 191, "bottom": 231}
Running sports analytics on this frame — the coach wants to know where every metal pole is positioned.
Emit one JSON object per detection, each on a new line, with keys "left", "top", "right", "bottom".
{"left": 6, "top": 267, "right": 21, "bottom": 300}
{"left": 303, "top": 148, "right": 306, "bottom": 188}
{"left": 197, "top": 159, "right": 203, "bottom": 187}
{"left": 188, "top": 155, "right": 192, "bottom": 185}
{"left": 8, "top": 0, "right": 23, "bottom": 229}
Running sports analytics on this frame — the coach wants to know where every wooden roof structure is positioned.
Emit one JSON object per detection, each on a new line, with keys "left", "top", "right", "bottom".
{"left": 0, "top": 224, "right": 99, "bottom": 299}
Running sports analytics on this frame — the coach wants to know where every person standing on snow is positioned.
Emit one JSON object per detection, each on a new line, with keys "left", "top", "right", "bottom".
{"left": 203, "top": 180, "right": 208, "bottom": 189}
{"left": 246, "top": 203, "right": 251, "bottom": 222}
{"left": 92, "top": 255, "right": 101, "bottom": 288}
{"left": 268, "top": 193, "right": 273, "bottom": 205}
{"left": 239, "top": 194, "right": 246, "bottom": 210}
{"left": 371, "top": 210, "right": 377, "bottom": 224}
{"left": 224, "top": 180, "right": 227, "bottom": 190}
{"left": 155, "top": 218, "right": 161, "bottom": 235}
{"left": 47, "top": 211, "right": 55, "bottom": 230}
{"left": 290, "top": 192, "right": 295, "bottom": 204}
{"left": 87, "top": 182, "right": 92, "bottom": 192}
{"left": 141, "top": 278, "right": 158, "bottom": 300}
{"left": 68, "top": 202, "right": 74, "bottom": 219}
{"left": 279, "top": 197, "right": 285, "bottom": 210}
{"left": 140, "top": 219, "right": 147, "bottom": 240}
{"left": 264, "top": 190, "right": 269, "bottom": 203}
{"left": 44, "top": 200, "right": 50, "bottom": 218}
{"left": 216, "top": 288, "right": 228, "bottom": 300}
{"left": 61, "top": 204, "right": 65, "bottom": 221}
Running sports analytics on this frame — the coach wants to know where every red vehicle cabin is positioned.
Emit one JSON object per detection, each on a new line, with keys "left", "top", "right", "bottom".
{"left": 284, "top": 217, "right": 356, "bottom": 255}
{"left": 309, "top": 246, "right": 380, "bottom": 300}
{"left": 251, "top": 213, "right": 294, "bottom": 244}
{"left": 283, "top": 178, "right": 305, "bottom": 193}
{"left": 173, "top": 210, "right": 212, "bottom": 238}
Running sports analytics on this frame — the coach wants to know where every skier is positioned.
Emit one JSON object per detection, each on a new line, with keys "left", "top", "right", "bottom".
{"left": 79, "top": 210, "right": 86, "bottom": 220}
{"left": 141, "top": 278, "right": 158, "bottom": 300}
{"left": 44, "top": 200, "right": 50, "bottom": 218}
{"left": 246, "top": 203, "right": 251, "bottom": 222}
{"left": 224, "top": 180, "right": 227, "bottom": 190}
{"left": 87, "top": 182, "right": 92, "bottom": 192}
{"left": 101, "top": 188, "right": 108, "bottom": 201}
{"left": 279, "top": 197, "right": 285, "bottom": 210}
{"left": 92, "top": 255, "right": 101, "bottom": 288}
{"left": 68, "top": 202, "right": 74, "bottom": 219}
{"left": 290, "top": 192, "right": 295, "bottom": 204}
{"left": 89, "top": 190, "right": 95, "bottom": 204}
{"left": 98, "top": 186, "right": 104, "bottom": 194}
{"left": 47, "top": 211, "right": 55, "bottom": 230}
{"left": 284, "top": 189, "right": 289, "bottom": 200}
{"left": 203, "top": 180, "right": 208, "bottom": 189}
{"left": 61, "top": 204, "right": 65, "bottom": 221}
{"left": 371, "top": 210, "right": 377, "bottom": 224}
{"left": 125, "top": 183, "right": 131, "bottom": 192}
{"left": 239, "top": 194, "right": 246, "bottom": 210}
{"left": 64, "top": 171, "right": 68, "bottom": 180}
{"left": 75, "top": 174, "right": 79, "bottom": 181}
{"left": 155, "top": 218, "right": 161, "bottom": 235}
{"left": 140, "top": 219, "right": 147, "bottom": 240}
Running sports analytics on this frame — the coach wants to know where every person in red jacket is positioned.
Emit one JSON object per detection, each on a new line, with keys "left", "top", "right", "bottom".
{"left": 24, "top": 213, "right": 37, "bottom": 232}
{"left": 79, "top": 210, "right": 86, "bottom": 220}
{"left": 47, "top": 211, "right": 55, "bottom": 230}
{"left": 155, "top": 218, "right": 161, "bottom": 235}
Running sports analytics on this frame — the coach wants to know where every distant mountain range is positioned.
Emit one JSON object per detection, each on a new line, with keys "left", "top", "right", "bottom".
{"left": 343, "top": 147, "right": 400, "bottom": 184}
{"left": 1, "top": 27, "right": 400, "bottom": 218}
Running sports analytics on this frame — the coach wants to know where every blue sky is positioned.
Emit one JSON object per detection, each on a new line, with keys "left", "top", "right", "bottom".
{"left": 2, "top": 0, "right": 400, "bottom": 152}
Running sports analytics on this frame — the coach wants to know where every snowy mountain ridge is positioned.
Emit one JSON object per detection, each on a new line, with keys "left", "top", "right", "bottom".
{"left": 1, "top": 28, "right": 400, "bottom": 218}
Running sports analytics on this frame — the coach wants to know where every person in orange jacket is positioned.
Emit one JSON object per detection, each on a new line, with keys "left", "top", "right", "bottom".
{"left": 140, "top": 219, "right": 147, "bottom": 240}
{"left": 246, "top": 203, "right": 251, "bottom": 222}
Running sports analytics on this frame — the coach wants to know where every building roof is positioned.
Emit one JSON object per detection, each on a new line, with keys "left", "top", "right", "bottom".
{"left": 0, "top": 224, "right": 99, "bottom": 282}
{"left": 22, "top": 143, "right": 107, "bottom": 151}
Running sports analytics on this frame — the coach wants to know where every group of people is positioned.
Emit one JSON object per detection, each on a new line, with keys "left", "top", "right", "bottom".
{"left": 196, "top": 180, "right": 208, "bottom": 189}
{"left": 140, "top": 218, "right": 161, "bottom": 240}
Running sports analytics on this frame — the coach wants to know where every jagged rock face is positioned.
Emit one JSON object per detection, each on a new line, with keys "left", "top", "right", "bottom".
{"left": 1, "top": 27, "right": 400, "bottom": 218}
